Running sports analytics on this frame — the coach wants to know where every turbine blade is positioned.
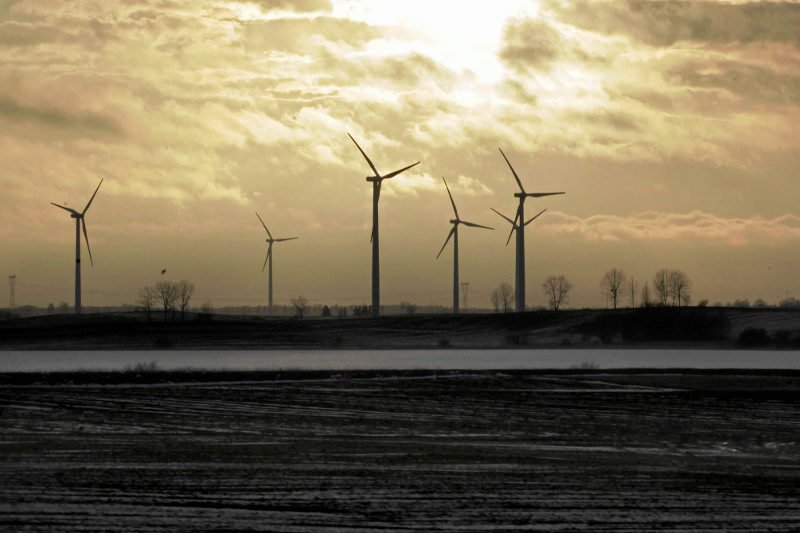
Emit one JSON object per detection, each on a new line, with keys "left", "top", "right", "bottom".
{"left": 255, "top": 212, "right": 273, "bottom": 239}
{"left": 527, "top": 192, "right": 565, "bottom": 198}
{"left": 82, "top": 178, "right": 103, "bottom": 214}
{"left": 256, "top": 211, "right": 272, "bottom": 235}
{"left": 524, "top": 208, "right": 547, "bottom": 226}
{"left": 382, "top": 161, "right": 420, "bottom": 180}
{"left": 499, "top": 147, "right": 525, "bottom": 193}
{"left": 507, "top": 205, "right": 521, "bottom": 245}
{"left": 442, "top": 177, "right": 458, "bottom": 218}
{"left": 275, "top": 237, "right": 298, "bottom": 242}
{"left": 348, "top": 133, "right": 380, "bottom": 178}
{"left": 436, "top": 226, "right": 456, "bottom": 259}
{"left": 51, "top": 202, "right": 79, "bottom": 215}
{"left": 491, "top": 208, "right": 515, "bottom": 225}
{"left": 82, "top": 218, "right": 94, "bottom": 267}
{"left": 461, "top": 220, "right": 494, "bottom": 230}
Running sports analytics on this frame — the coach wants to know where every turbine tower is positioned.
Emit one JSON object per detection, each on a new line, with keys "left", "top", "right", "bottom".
{"left": 498, "top": 148, "right": 564, "bottom": 311}
{"left": 436, "top": 178, "right": 493, "bottom": 314}
{"left": 349, "top": 133, "right": 420, "bottom": 317}
{"left": 255, "top": 212, "right": 298, "bottom": 316}
{"left": 50, "top": 179, "right": 103, "bottom": 315}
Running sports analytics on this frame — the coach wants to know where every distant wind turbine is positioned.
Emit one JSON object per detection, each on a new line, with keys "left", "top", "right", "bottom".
{"left": 349, "top": 133, "right": 420, "bottom": 317}
{"left": 50, "top": 179, "right": 103, "bottom": 315}
{"left": 499, "top": 148, "right": 564, "bottom": 311}
{"left": 437, "top": 178, "right": 493, "bottom": 314}
{"left": 255, "top": 212, "right": 297, "bottom": 316}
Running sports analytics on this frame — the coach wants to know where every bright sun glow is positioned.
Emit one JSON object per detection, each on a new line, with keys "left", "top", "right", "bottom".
{"left": 333, "top": 0, "right": 540, "bottom": 83}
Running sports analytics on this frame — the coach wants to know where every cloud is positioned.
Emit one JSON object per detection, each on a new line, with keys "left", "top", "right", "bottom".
{"left": 384, "top": 173, "right": 493, "bottom": 198}
{"left": 0, "top": 96, "right": 123, "bottom": 137}
{"left": 245, "top": 0, "right": 332, "bottom": 12}
{"left": 542, "top": 210, "right": 800, "bottom": 246}
{"left": 242, "top": 16, "right": 377, "bottom": 52}
{"left": 500, "top": 16, "right": 605, "bottom": 71}
{"left": 549, "top": 0, "right": 800, "bottom": 48}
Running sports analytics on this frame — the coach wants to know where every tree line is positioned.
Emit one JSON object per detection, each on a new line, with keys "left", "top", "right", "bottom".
{"left": 138, "top": 280, "right": 195, "bottom": 320}
{"left": 488, "top": 267, "right": 695, "bottom": 312}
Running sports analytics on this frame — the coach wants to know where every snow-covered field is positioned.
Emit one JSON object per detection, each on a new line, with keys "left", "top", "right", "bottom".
{"left": 1, "top": 348, "right": 800, "bottom": 371}
{"left": 2, "top": 371, "right": 800, "bottom": 531}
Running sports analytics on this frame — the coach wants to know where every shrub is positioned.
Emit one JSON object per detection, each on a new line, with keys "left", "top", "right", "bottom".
{"left": 123, "top": 361, "right": 161, "bottom": 373}
{"left": 737, "top": 328, "right": 771, "bottom": 348}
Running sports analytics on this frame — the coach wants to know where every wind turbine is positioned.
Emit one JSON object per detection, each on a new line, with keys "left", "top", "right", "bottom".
{"left": 499, "top": 148, "right": 564, "bottom": 312}
{"left": 437, "top": 178, "right": 493, "bottom": 314}
{"left": 255, "top": 212, "right": 298, "bottom": 316}
{"left": 50, "top": 179, "right": 103, "bottom": 315}
{"left": 349, "top": 133, "right": 420, "bottom": 317}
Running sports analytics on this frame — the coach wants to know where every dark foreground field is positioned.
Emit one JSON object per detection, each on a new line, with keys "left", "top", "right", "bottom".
{"left": 2, "top": 370, "right": 800, "bottom": 531}
{"left": 2, "top": 307, "right": 800, "bottom": 350}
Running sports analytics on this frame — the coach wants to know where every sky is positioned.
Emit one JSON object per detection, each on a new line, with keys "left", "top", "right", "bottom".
{"left": 1, "top": 0, "right": 799, "bottom": 310}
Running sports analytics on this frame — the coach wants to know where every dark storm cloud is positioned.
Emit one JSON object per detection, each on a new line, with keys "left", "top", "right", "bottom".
{"left": 0, "top": 96, "right": 122, "bottom": 137}
{"left": 549, "top": 0, "right": 800, "bottom": 48}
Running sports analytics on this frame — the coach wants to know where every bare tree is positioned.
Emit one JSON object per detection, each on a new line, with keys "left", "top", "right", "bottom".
{"left": 400, "top": 301, "right": 417, "bottom": 315}
{"left": 640, "top": 282, "right": 650, "bottom": 308}
{"left": 176, "top": 280, "right": 195, "bottom": 320}
{"left": 155, "top": 280, "right": 178, "bottom": 320}
{"left": 667, "top": 270, "right": 692, "bottom": 306}
{"left": 542, "top": 275, "right": 572, "bottom": 311}
{"left": 498, "top": 282, "right": 514, "bottom": 313}
{"left": 490, "top": 289, "right": 500, "bottom": 313}
{"left": 628, "top": 277, "right": 637, "bottom": 308}
{"left": 137, "top": 286, "right": 155, "bottom": 320}
{"left": 292, "top": 296, "right": 308, "bottom": 319}
{"left": 600, "top": 268, "right": 626, "bottom": 309}
{"left": 653, "top": 269, "right": 670, "bottom": 306}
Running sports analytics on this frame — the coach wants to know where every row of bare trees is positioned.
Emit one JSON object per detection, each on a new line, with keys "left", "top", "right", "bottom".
{"left": 138, "top": 280, "right": 195, "bottom": 320}
{"left": 490, "top": 276, "right": 574, "bottom": 312}
{"left": 488, "top": 268, "right": 694, "bottom": 312}
{"left": 600, "top": 268, "right": 692, "bottom": 308}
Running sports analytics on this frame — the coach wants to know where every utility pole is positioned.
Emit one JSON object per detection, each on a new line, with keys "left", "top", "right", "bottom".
{"left": 460, "top": 282, "right": 470, "bottom": 311}
{"left": 8, "top": 275, "right": 16, "bottom": 309}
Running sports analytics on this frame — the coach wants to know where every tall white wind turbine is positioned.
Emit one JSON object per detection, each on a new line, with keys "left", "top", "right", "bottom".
{"left": 498, "top": 148, "right": 564, "bottom": 311}
{"left": 349, "top": 133, "right": 420, "bottom": 317}
{"left": 255, "top": 212, "right": 298, "bottom": 316}
{"left": 50, "top": 179, "right": 103, "bottom": 315}
{"left": 437, "top": 178, "right": 493, "bottom": 314}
